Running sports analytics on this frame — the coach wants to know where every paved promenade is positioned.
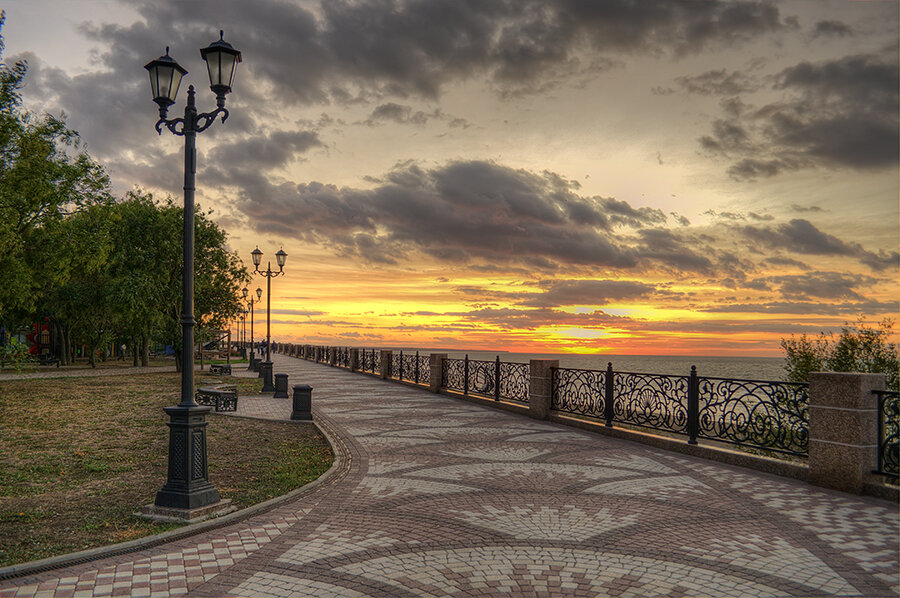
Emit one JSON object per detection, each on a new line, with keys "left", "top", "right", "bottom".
{"left": 2, "top": 354, "right": 898, "bottom": 597}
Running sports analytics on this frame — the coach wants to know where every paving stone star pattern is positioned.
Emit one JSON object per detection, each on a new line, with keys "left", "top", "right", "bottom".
{"left": 1, "top": 353, "right": 897, "bottom": 597}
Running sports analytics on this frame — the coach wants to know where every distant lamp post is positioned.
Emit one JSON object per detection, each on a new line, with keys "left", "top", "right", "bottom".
{"left": 252, "top": 246, "right": 287, "bottom": 392}
{"left": 143, "top": 33, "right": 242, "bottom": 519}
{"left": 243, "top": 286, "right": 262, "bottom": 371}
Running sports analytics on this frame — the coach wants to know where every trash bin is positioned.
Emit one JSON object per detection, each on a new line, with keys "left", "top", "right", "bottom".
{"left": 291, "top": 384, "right": 313, "bottom": 420}
{"left": 274, "top": 373, "right": 289, "bottom": 398}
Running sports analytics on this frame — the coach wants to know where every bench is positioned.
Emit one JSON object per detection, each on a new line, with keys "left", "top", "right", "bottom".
{"left": 37, "top": 354, "right": 60, "bottom": 367}
{"left": 209, "top": 364, "right": 232, "bottom": 375}
{"left": 195, "top": 384, "right": 238, "bottom": 412}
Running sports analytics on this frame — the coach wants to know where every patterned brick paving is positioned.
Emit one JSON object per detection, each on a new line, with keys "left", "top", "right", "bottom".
{"left": 2, "top": 353, "right": 897, "bottom": 597}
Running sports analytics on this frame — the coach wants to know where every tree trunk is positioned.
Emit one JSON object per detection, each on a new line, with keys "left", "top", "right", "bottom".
{"left": 173, "top": 348, "right": 182, "bottom": 372}
{"left": 141, "top": 336, "right": 150, "bottom": 367}
{"left": 132, "top": 336, "right": 139, "bottom": 366}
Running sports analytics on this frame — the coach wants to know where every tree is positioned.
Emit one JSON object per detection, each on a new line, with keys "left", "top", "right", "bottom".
{"left": 0, "top": 14, "right": 111, "bottom": 344}
{"left": 781, "top": 318, "right": 899, "bottom": 391}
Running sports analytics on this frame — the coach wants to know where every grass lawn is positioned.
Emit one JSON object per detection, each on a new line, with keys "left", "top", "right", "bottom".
{"left": 0, "top": 373, "right": 333, "bottom": 567}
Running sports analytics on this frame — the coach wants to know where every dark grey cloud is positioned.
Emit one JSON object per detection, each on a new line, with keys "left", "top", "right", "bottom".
{"left": 701, "top": 299, "right": 897, "bottom": 316}
{"left": 699, "top": 52, "right": 899, "bottom": 178}
{"left": 790, "top": 204, "right": 824, "bottom": 213}
{"left": 23, "top": 0, "right": 793, "bottom": 121}
{"left": 210, "top": 130, "right": 322, "bottom": 170}
{"left": 752, "top": 271, "right": 877, "bottom": 302}
{"left": 675, "top": 68, "right": 758, "bottom": 95}
{"left": 365, "top": 103, "right": 434, "bottom": 126}
{"left": 230, "top": 159, "right": 767, "bottom": 274}
{"left": 739, "top": 219, "right": 899, "bottom": 270}
{"left": 812, "top": 20, "right": 853, "bottom": 39}
{"left": 519, "top": 279, "right": 656, "bottom": 308}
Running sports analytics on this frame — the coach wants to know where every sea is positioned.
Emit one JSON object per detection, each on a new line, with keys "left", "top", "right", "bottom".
{"left": 402, "top": 350, "right": 787, "bottom": 382}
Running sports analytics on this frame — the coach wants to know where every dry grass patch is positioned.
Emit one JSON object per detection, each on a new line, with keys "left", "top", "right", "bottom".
{"left": 0, "top": 372, "right": 332, "bottom": 567}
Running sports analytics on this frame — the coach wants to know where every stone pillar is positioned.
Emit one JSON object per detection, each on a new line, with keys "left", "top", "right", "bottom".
{"left": 429, "top": 353, "right": 447, "bottom": 393}
{"left": 350, "top": 348, "right": 359, "bottom": 371}
{"left": 528, "top": 359, "right": 558, "bottom": 420}
{"left": 380, "top": 350, "right": 392, "bottom": 380}
{"left": 808, "top": 372, "right": 884, "bottom": 494}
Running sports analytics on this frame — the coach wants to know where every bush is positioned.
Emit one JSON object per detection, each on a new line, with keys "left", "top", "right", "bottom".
{"left": 0, "top": 338, "right": 31, "bottom": 371}
{"left": 781, "top": 318, "right": 898, "bottom": 391}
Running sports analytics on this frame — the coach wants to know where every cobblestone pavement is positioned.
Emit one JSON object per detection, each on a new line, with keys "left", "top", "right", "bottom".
{"left": 2, "top": 353, "right": 898, "bottom": 597}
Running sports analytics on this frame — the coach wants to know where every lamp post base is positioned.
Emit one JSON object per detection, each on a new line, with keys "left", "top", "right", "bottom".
{"left": 260, "top": 361, "right": 275, "bottom": 392}
{"left": 154, "top": 404, "right": 222, "bottom": 511}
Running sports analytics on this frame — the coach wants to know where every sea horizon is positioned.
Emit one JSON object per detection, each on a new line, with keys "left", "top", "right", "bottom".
{"left": 339, "top": 346, "right": 788, "bottom": 381}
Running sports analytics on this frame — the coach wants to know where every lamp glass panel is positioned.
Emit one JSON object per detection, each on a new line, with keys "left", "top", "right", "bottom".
{"left": 169, "top": 68, "right": 184, "bottom": 101}
{"left": 148, "top": 68, "right": 161, "bottom": 99}
{"left": 276, "top": 250, "right": 287, "bottom": 268}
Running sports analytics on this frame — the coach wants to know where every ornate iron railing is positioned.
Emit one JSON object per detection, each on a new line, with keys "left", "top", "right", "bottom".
{"left": 441, "top": 356, "right": 528, "bottom": 403}
{"left": 697, "top": 376, "right": 808, "bottom": 456}
{"left": 552, "top": 365, "right": 608, "bottom": 421}
{"left": 417, "top": 352, "right": 431, "bottom": 386}
{"left": 613, "top": 370, "right": 690, "bottom": 435}
{"left": 390, "top": 351, "right": 401, "bottom": 379}
{"left": 499, "top": 361, "right": 529, "bottom": 403}
{"left": 875, "top": 390, "right": 899, "bottom": 478}
{"left": 552, "top": 364, "right": 810, "bottom": 456}
{"left": 442, "top": 357, "right": 465, "bottom": 393}
{"left": 359, "top": 348, "right": 375, "bottom": 373}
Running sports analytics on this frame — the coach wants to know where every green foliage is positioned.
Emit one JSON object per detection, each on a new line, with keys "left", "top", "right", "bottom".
{"left": 0, "top": 338, "right": 29, "bottom": 370}
{"left": 782, "top": 318, "right": 899, "bottom": 391}
{"left": 0, "top": 20, "right": 248, "bottom": 363}
{"left": 0, "top": 14, "right": 111, "bottom": 319}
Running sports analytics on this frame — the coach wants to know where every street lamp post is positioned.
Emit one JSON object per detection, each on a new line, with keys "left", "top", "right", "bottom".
{"left": 243, "top": 286, "right": 262, "bottom": 371}
{"left": 143, "top": 32, "right": 241, "bottom": 516}
{"left": 251, "top": 246, "right": 287, "bottom": 393}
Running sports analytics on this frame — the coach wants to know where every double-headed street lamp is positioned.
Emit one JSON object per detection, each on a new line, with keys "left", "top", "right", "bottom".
{"left": 144, "top": 32, "right": 241, "bottom": 516}
{"left": 251, "top": 246, "right": 287, "bottom": 393}
{"left": 242, "top": 286, "right": 262, "bottom": 371}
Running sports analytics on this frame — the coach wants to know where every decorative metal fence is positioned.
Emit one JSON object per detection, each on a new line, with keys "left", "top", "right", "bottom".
{"left": 875, "top": 390, "right": 899, "bottom": 478}
{"left": 697, "top": 376, "right": 808, "bottom": 455}
{"left": 552, "top": 364, "right": 810, "bottom": 456}
{"left": 337, "top": 347, "right": 350, "bottom": 368}
{"left": 359, "top": 348, "right": 374, "bottom": 373}
{"left": 441, "top": 356, "right": 529, "bottom": 403}
{"left": 390, "top": 351, "right": 430, "bottom": 385}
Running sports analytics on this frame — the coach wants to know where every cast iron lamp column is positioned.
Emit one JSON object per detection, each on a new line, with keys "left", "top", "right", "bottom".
{"left": 144, "top": 32, "right": 242, "bottom": 513}
{"left": 251, "top": 247, "right": 287, "bottom": 393}
{"left": 243, "top": 286, "right": 262, "bottom": 371}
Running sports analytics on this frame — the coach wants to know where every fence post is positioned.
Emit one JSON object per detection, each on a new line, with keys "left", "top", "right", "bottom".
{"left": 687, "top": 365, "right": 699, "bottom": 445}
{"left": 808, "top": 372, "right": 883, "bottom": 494}
{"left": 494, "top": 356, "right": 501, "bottom": 401}
{"left": 415, "top": 351, "right": 420, "bottom": 384}
{"left": 604, "top": 362, "right": 614, "bottom": 427}
{"left": 349, "top": 348, "right": 359, "bottom": 371}
{"left": 464, "top": 355, "right": 469, "bottom": 396}
{"left": 380, "top": 350, "right": 392, "bottom": 380}
{"left": 429, "top": 353, "right": 446, "bottom": 393}
{"left": 528, "top": 359, "right": 558, "bottom": 420}
{"left": 329, "top": 347, "right": 337, "bottom": 367}
{"left": 398, "top": 350, "right": 403, "bottom": 380}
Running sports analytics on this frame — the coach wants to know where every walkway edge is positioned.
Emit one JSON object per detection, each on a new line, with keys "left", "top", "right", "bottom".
{"left": 0, "top": 410, "right": 351, "bottom": 581}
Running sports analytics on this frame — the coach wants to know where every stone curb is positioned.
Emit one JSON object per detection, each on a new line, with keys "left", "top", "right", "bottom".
{"left": 0, "top": 409, "right": 351, "bottom": 581}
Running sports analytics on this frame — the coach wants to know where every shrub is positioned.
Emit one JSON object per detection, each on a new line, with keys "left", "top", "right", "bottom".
{"left": 781, "top": 318, "right": 898, "bottom": 391}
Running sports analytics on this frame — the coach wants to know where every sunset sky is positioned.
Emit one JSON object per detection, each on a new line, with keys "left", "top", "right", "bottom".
{"left": 3, "top": 0, "right": 898, "bottom": 355}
